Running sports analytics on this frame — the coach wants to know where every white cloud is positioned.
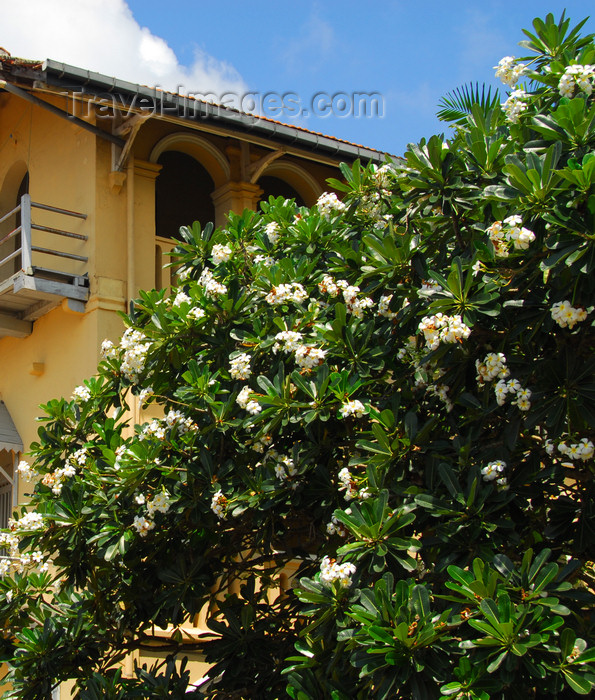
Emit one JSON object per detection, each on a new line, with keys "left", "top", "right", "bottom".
{"left": 281, "top": 8, "right": 336, "bottom": 75}
{"left": 1, "top": 0, "right": 246, "bottom": 96}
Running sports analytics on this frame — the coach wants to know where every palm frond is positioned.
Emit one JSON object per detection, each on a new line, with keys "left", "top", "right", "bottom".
{"left": 437, "top": 82, "right": 501, "bottom": 125}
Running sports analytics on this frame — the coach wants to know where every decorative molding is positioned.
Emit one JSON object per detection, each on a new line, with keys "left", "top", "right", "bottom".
{"left": 257, "top": 159, "right": 323, "bottom": 206}
{"left": 149, "top": 132, "right": 231, "bottom": 186}
{"left": 132, "top": 159, "right": 162, "bottom": 181}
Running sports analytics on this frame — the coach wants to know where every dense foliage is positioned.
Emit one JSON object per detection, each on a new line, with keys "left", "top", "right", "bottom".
{"left": 1, "top": 12, "right": 594, "bottom": 700}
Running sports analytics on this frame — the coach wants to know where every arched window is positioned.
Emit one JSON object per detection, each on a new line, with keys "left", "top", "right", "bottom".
{"left": 258, "top": 175, "right": 305, "bottom": 207}
{"left": 256, "top": 160, "right": 323, "bottom": 209}
{"left": 155, "top": 151, "right": 215, "bottom": 240}
{"left": 0, "top": 164, "right": 29, "bottom": 281}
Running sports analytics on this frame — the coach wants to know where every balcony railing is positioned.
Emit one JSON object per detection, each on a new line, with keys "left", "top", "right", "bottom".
{"left": 0, "top": 193, "right": 88, "bottom": 277}
{"left": 0, "top": 194, "right": 89, "bottom": 337}
{"left": 155, "top": 236, "right": 179, "bottom": 289}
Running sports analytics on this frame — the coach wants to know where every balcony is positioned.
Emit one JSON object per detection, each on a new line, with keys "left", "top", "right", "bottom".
{"left": 0, "top": 194, "right": 89, "bottom": 338}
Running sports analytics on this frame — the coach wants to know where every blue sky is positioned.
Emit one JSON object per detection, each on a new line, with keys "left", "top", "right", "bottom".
{"left": 4, "top": 1, "right": 594, "bottom": 156}
{"left": 124, "top": 0, "right": 594, "bottom": 154}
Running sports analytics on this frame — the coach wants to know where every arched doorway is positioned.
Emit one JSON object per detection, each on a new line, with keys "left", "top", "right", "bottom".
{"left": 258, "top": 175, "right": 305, "bottom": 207}
{"left": 0, "top": 163, "right": 29, "bottom": 281}
{"left": 256, "top": 160, "right": 323, "bottom": 209}
{"left": 154, "top": 150, "right": 217, "bottom": 288}
{"left": 155, "top": 151, "right": 215, "bottom": 240}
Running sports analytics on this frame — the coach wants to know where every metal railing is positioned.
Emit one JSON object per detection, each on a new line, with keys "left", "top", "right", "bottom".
{"left": 0, "top": 194, "right": 87, "bottom": 281}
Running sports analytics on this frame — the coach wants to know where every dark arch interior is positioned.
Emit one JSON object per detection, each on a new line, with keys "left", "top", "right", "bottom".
{"left": 258, "top": 176, "right": 305, "bottom": 207}
{"left": 155, "top": 151, "right": 215, "bottom": 239}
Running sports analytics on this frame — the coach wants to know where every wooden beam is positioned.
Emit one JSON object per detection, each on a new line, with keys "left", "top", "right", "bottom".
{"left": 0, "top": 312, "right": 32, "bottom": 338}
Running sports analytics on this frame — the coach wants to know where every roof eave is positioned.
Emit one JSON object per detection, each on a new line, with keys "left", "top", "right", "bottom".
{"left": 39, "top": 59, "right": 388, "bottom": 162}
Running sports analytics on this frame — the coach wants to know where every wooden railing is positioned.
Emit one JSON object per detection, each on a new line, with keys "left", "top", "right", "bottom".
{"left": 0, "top": 194, "right": 87, "bottom": 283}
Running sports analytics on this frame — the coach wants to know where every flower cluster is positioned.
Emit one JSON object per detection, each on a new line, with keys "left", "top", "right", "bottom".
{"left": 251, "top": 434, "right": 273, "bottom": 453}
{"left": 229, "top": 353, "right": 253, "bottom": 380}
{"left": 339, "top": 399, "right": 366, "bottom": 418}
{"left": 140, "top": 419, "right": 166, "bottom": 440}
{"left": 120, "top": 328, "right": 151, "bottom": 383}
{"left": 494, "top": 378, "right": 531, "bottom": 410}
{"left": 198, "top": 267, "right": 227, "bottom": 297}
{"left": 188, "top": 306, "right": 206, "bottom": 321}
{"left": 165, "top": 410, "right": 197, "bottom": 434}
{"left": 474, "top": 353, "right": 530, "bottom": 410}
{"left": 420, "top": 279, "right": 442, "bottom": 296}
{"left": 338, "top": 467, "right": 358, "bottom": 501}
{"left": 550, "top": 300, "right": 588, "bottom": 329}
{"left": 42, "top": 461, "right": 77, "bottom": 495}
{"left": 558, "top": 64, "right": 594, "bottom": 98}
{"left": 273, "top": 454, "right": 298, "bottom": 481}
{"left": 8, "top": 511, "right": 44, "bottom": 531}
{"left": 326, "top": 513, "right": 348, "bottom": 537}
{"left": 476, "top": 352, "right": 510, "bottom": 384}
{"left": 253, "top": 254, "right": 275, "bottom": 266}
{"left": 172, "top": 291, "right": 191, "bottom": 307}
{"left": 502, "top": 89, "right": 529, "bottom": 123}
{"left": 318, "top": 276, "right": 374, "bottom": 318}
{"left": 17, "top": 460, "right": 39, "bottom": 483}
{"left": 418, "top": 313, "right": 471, "bottom": 350}
{"left": 264, "top": 221, "right": 280, "bottom": 244}
{"left": 171, "top": 291, "right": 206, "bottom": 322}
{"left": 487, "top": 215, "right": 535, "bottom": 256}
{"left": 211, "top": 243, "right": 232, "bottom": 264}
{"left": 558, "top": 438, "right": 594, "bottom": 461}
{"left": 72, "top": 384, "right": 91, "bottom": 402}
{"left": 265, "top": 283, "right": 308, "bottom": 305}
{"left": 273, "top": 330, "right": 304, "bottom": 353}
{"left": 481, "top": 460, "right": 508, "bottom": 490}
{"left": 269, "top": 328, "right": 326, "bottom": 372}
{"left": 146, "top": 490, "right": 173, "bottom": 518}
{"left": 100, "top": 339, "right": 118, "bottom": 359}
{"left": 210, "top": 490, "right": 228, "bottom": 519}
{"left": 294, "top": 345, "right": 326, "bottom": 370}
{"left": 319, "top": 556, "right": 356, "bottom": 587}
{"left": 132, "top": 515, "right": 154, "bottom": 536}
{"left": 340, "top": 284, "right": 374, "bottom": 319}
{"left": 318, "top": 275, "right": 340, "bottom": 296}
{"left": 236, "top": 385, "right": 262, "bottom": 415}
{"left": 0, "top": 511, "right": 48, "bottom": 577}
{"left": 494, "top": 56, "right": 526, "bottom": 87}
{"left": 0, "top": 530, "right": 47, "bottom": 576}
{"left": 372, "top": 163, "right": 395, "bottom": 189}
{"left": 316, "top": 192, "right": 346, "bottom": 220}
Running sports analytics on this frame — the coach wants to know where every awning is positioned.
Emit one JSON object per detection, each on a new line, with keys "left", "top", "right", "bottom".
{"left": 0, "top": 401, "right": 23, "bottom": 452}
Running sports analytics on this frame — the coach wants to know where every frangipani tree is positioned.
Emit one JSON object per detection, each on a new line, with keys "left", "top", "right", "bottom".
{"left": 1, "top": 12, "right": 594, "bottom": 700}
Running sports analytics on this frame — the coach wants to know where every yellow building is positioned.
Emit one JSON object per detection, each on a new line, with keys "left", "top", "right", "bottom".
{"left": 0, "top": 53, "right": 384, "bottom": 517}
{"left": 0, "top": 53, "right": 384, "bottom": 693}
